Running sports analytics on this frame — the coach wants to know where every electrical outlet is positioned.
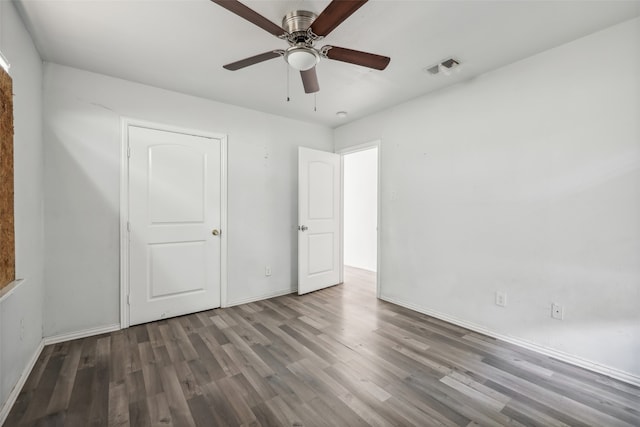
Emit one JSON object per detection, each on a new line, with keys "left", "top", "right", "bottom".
{"left": 495, "top": 292, "right": 507, "bottom": 307}
{"left": 265, "top": 266, "right": 272, "bottom": 277}
{"left": 551, "top": 303, "right": 564, "bottom": 320}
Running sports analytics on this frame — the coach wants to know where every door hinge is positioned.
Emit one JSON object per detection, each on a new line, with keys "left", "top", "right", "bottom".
{"left": 127, "top": 146, "right": 131, "bottom": 158}
{"left": 127, "top": 221, "right": 131, "bottom": 232}
{"left": 127, "top": 294, "right": 131, "bottom": 305}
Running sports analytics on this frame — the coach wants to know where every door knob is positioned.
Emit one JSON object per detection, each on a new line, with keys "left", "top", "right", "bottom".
{"left": 212, "top": 229, "right": 220, "bottom": 236}
{"left": 298, "top": 225, "right": 308, "bottom": 231}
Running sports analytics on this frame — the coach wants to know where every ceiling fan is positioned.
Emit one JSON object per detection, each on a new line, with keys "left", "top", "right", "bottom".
{"left": 211, "top": 0, "right": 390, "bottom": 94}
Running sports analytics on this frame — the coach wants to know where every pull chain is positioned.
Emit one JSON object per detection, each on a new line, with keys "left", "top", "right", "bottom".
{"left": 314, "top": 93, "right": 317, "bottom": 112}
{"left": 286, "top": 65, "right": 290, "bottom": 102}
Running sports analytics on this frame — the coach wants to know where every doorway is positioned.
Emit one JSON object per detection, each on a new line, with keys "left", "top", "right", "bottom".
{"left": 340, "top": 142, "right": 379, "bottom": 294}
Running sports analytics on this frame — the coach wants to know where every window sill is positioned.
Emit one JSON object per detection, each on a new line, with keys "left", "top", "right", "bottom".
{"left": 0, "top": 279, "right": 24, "bottom": 303}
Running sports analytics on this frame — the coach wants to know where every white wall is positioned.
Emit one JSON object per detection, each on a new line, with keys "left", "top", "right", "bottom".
{"left": 335, "top": 18, "right": 640, "bottom": 380}
{"left": 42, "top": 63, "right": 333, "bottom": 336}
{"left": 344, "top": 147, "right": 378, "bottom": 272}
{"left": 0, "top": 0, "right": 45, "bottom": 418}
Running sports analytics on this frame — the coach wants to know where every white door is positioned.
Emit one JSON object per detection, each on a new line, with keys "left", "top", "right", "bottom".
{"left": 298, "top": 147, "right": 341, "bottom": 294}
{"left": 128, "top": 126, "right": 221, "bottom": 325}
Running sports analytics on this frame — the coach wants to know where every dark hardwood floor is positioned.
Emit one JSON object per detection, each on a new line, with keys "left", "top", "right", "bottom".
{"left": 5, "top": 267, "right": 640, "bottom": 426}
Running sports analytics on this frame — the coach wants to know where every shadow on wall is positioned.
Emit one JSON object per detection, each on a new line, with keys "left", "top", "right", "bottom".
{"left": 44, "top": 105, "right": 122, "bottom": 336}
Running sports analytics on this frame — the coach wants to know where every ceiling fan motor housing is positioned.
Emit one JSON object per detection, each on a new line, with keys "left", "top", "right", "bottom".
{"left": 282, "top": 10, "right": 318, "bottom": 45}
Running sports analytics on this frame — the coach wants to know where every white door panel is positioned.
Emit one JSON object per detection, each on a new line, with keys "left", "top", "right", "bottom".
{"left": 148, "top": 145, "right": 205, "bottom": 223}
{"left": 298, "top": 147, "right": 341, "bottom": 294}
{"left": 128, "top": 126, "right": 221, "bottom": 325}
{"left": 148, "top": 241, "right": 206, "bottom": 297}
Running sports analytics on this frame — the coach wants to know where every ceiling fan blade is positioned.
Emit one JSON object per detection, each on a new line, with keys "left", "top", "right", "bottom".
{"left": 211, "top": 0, "right": 288, "bottom": 38}
{"left": 311, "top": 0, "right": 368, "bottom": 37}
{"left": 223, "top": 51, "right": 283, "bottom": 71}
{"left": 300, "top": 68, "right": 320, "bottom": 94}
{"left": 324, "top": 46, "right": 390, "bottom": 70}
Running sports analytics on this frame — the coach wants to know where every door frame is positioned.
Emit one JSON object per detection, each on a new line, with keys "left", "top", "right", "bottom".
{"left": 119, "top": 118, "right": 228, "bottom": 329}
{"left": 336, "top": 140, "right": 381, "bottom": 298}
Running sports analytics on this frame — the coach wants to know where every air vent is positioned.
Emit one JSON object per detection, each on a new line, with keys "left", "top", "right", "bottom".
{"left": 425, "top": 58, "right": 461, "bottom": 76}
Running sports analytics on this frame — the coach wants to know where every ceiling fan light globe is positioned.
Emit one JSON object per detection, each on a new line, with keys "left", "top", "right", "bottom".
{"left": 285, "top": 47, "right": 319, "bottom": 71}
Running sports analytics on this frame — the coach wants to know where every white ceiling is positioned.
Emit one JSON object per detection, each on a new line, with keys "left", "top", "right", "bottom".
{"left": 15, "top": 0, "right": 640, "bottom": 128}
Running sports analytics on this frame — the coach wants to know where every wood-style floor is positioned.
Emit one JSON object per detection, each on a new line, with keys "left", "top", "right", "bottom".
{"left": 5, "top": 267, "right": 640, "bottom": 427}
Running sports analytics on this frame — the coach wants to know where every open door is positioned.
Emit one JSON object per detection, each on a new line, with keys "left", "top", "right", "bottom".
{"left": 298, "top": 147, "right": 341, "bottom": 294}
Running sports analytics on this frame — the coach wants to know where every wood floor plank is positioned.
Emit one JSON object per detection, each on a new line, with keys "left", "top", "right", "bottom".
{"left": 122, "top": 328, "right": 142, "bottom": 375}
{"left": 200, "top": 381, "right": 241, "bottom": 426}
{"left": 140, "top": 363, "right": 163, "bottom": 397}
{"left": 186, "top": 394, "right": 225, "bottom": 427}
{"left": 64, "top": 366, "right": 95, "bottom": 427}
{"left": 227, "top": 372, "right": 271, "bottom": 408}
{"left": 31, "top": 411, "right": 65, "bottom": 427}
{"left": 324, "top": 363, "right": 413, "bottom": 426}
{"left": 173, "top": 360, "right": 202, "bottom": 400}
{"left": 253, "top": 326, "right": 302, "bottom": 366}
{"left": 45, "top": 340, "right": 83, "bottom": 415}
{"left": 287, "top": 358, "right": 349, "bottom": 399}
{"left": 216, "top": 377, "right": 259, "bottom": 426}
{"left": 483, "top": 355, "right": 640, "bottom": 425}
{"left": 21, "top": 346, "right": 53, "bottom": 393}
{"left": 133, "top": 325, "right": 150, "bottom": 344}
{"left": 150, "top": 344, "right": 172, "bottom": 367}
{"left": 146, "top": 393, "right": 173, "bottom": 427}
{"left": 223, "top": 328, "right": 274, "bottom": 377}
{"left": 144, "top": 322, "right": 163, "bottom": 348}
{"left": 6, "top": 266, "right": 640, "bottom": 426}
{"left": 86, "top": 337, "right": 110, "bottom": 427}
{"left": 485, "top": 378, "right": 612, "bottom": 427}
{"left": 157, "top": 364, "right": 196, "bottom": 427}
{"left": 501, "top": 399, "right": 574, "bottom": 427}
{"left": 19, "top": 354, "right": 65, "bottom": 423}
{"left": 157, "top": 323, "right": 186, "bottom": 364}
{"left": 107, "top": 382, "right": 129, "bottom": 427}
{"left": 250, "top": 401, "right": 283, "bottom": 427}
{"left": 278, "top": 324, "right": 337, "bottom": 365}
{"left": 108, "top": 332, "right": 126, "bottom": 385}
{"left": 199, "top": 329, "right": 238, "bottom": 377}
{"left": 257, "top": 321, "right": 329, "bottom": 369}
{"left": 169, "top": 319, "right": 200, "bottom": 361}
{"left": 2, "top": 390, "right": 32, "bottom": 426}
{"left": 384, "top": 382, "right": 462, "bottom": 427}
{"left": 263, "top": 396, "right": 306, "bottom": 427}
{"left": 127, "top": 396, "right": 152, "bottom": 427}
{"left": 306, "top": 395, "right": 369, "bottom": 427}
{"left": 124, "top": 369, "right": 146, "bottom": 403}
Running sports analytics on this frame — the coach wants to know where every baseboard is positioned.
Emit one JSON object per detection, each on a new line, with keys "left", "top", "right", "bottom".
{"left": 0, "top": 340, "right": 44, "bottom": 426}
{"left": 380, "top": 295, "right": 640, "bottom": 388}
{"left": 344, "top": 265, "right": 377, "bottom": 273}
{"left": 43, "top": 323, "right": 121, "bottom": 346}
{"left": 225, "top": 288, "right": 295, "bottom": 307}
